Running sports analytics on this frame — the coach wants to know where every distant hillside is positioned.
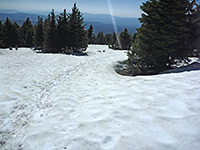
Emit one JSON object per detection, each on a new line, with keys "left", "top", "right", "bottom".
{"left": 0, "top": 11, "right": 140, "bottom": 34}
{"left": 0, "top": 12, "right": 46, "bottom": 25}
{"left": 84, "top": 21, "right": 135, "bottom": 34}
{"left": 84, "top": 13, "right": 140, "bottom": 33}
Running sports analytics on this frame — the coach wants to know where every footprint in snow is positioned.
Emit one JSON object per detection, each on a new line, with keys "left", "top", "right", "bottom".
{"left": 101, "top": 136, "right": 115, "bottom": 148}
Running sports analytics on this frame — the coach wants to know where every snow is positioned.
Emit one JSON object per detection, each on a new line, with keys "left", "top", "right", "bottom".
{"left": 0, "top": 45, "right": 200, "bottom": 150}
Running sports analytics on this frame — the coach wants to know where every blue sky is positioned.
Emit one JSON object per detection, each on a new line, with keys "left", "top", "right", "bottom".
{"left": 0, "top": 0, "right": 146, "bottom": 18}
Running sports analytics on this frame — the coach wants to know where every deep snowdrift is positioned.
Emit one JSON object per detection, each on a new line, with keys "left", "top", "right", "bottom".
{"left": 0, "top": 45, "right": 200, "bottom": 150}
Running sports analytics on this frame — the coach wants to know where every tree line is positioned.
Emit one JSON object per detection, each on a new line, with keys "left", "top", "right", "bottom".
{"left": 126, "top": 0, "right": 200, "bottom": 75}
{"left": 0, "top": 3, "right": 88, "bottom": 53}
{"left": 87, "top": 25, "right": 133, "bottom": 50}
{"left": 0, "top": 3, "right": 135, "bottom": 53}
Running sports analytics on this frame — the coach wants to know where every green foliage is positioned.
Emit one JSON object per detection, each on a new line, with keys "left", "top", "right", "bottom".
{"left": 20, "top": 18, "right": 34, "bottom": 47}
{"left": 20, "top": 18, "right": 33, "bottom": 47}
{"left": 87, "top": 25, "right": 95, "bottom": 44}
{"left": 57, "top": 9, "right": 69, "bottom": 50}
{"left": 1, "top": 4, "right": 88, "bottom": 52}
{"left": 12, "top": 22, "right": 20, "bottom": 47}
{"left": 34, "top": 16, "right": 44, "bottom": 48}
{"left": 68, "top": 3, "right": 88, "bottom": 51}
{"left": 189, "top": 1, "right": 200, "bottom": 55}
{"left": 2, "top": 18, "right": 13, "bottom": 47}
{"left": 2, "top": 18, "right": 20, "bottom": 48}
{"left": 109, "top": 32, "right": 120, "bottom": 49}
{"left": 43, "top": 9, "right": 59, "bottom": 53}
{"left": 132, "top": 32, "right": 137, "bottom": 43}
{"left": 96, "top": 31, "right": 105, "bottom": 44}
{"left": 119, "top": 28, "right": 131, "bottom": 50}
{"left": 195, "top": 4, "right": 200, "bottom": 52}
{"left": 104, "top": 33, "right": 112, "bottom": 45}
{"left": 128, "top": 0, "right": 196, "bottom": 74}
{"left": 0, "top": 21, "right": 3, "bottom": 47}
{"left": 112, "top": 32, "right": 117, "bottom": 45}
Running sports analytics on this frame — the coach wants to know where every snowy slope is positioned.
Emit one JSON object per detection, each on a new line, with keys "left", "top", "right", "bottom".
{"left": 0, "top": 45, "right": 200, "bottom": 150}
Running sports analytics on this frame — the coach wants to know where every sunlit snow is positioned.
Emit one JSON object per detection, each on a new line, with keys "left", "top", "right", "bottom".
{"left": 0, "top": 45, "right": 200, "bottom": 150}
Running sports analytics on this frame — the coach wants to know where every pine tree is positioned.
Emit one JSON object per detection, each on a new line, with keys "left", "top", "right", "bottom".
{"left": 195, "top": 4, "right": 200, "bottom": 53}
{"left": 20, "top": 18, "right": 34, "bottom": 47}
{"left": 68, "top": 3, "right": 88, "bottom": 51}
{"left": 96, "top": 31, "right": 104, "bottom": 44}
{"left": 44, "top": 14, "right": 50, "bottom": 29}
{"left": 128, "top": 0, "right": 194, "bottom": 74}
{"left": 2, "top": 18, "right": 13, "bottom": 47}
{"left": 0, "top": 21, "right": 3, "bottom": 47}
{"left": 110, "top": 32, "right": 122, "bottom": 50}
{"left": 87, "top": 25, "right": 94, "bottom": 44}
{"left": 12, "top": 22, "right": 20, "bottom": 47}
{"left": 34, "top": 16, "right": 44, "bottom": 49}
{"left": 120, "top": 28, "right": 131, "bottom": 50}
{"left": 57, "top": 9, "right": 69, "bottom": 50}
{"left": 92, "top": 34, "right": 97, "bottom": 44}
{"left": 2, "top": 18, "right": 20, "bottom": 48}
{"left": 43, "top": 9, "right": 59, "bottom": 53}
{"left": 104, "top": 33, "right": 112, "bottom": 46}
{"left": 111, "top": 32, "right": 118, "bottom": 49}
{"left": 112, "top": 32, "right": 117, "bottom": 46}
{"left": 132, "top": 32, "right": 137, "bottom": 43}
{"left": 189, "top": 1, "right": 200, "bottom": 55}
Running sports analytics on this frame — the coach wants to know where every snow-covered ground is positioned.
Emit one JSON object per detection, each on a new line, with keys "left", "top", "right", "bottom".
{"left": 0, "top": 45, "right": 200, "bottom": 150}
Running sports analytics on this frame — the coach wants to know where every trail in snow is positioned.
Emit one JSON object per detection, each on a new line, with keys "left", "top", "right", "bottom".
{"left": 0, "top": 45, "right": 200, "bottom": 150}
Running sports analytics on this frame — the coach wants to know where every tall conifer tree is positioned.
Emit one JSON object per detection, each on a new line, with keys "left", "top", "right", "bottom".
{"left": 195, "top": 4, "right": 200, "bottom": 52}
{"left": 68, "top": 3, "right": 88, "bottom": 51}
{"left": 43, "top": 9, "right": 59, "bottom": 53}
{"left": 20, "top": 18, "right": 34, "bottom": 47}
{"left": 57, "top": 9, "right": 69, "bottom": 50}
{"left": 96, "top": 31, "right": 104, "bottom": 44}
{"left": 0, "top": 21, "right": 3, "bottom": 47}
{"left": 87, "top": 25, "right": 94, "bottom": 44}
{"left": 2, "top": 18, "right": 13, "bottom": 47}
{"left": 111, "top": 32, "right": 118, "bottom": 49}
{"left": 189, "top": 1, "right": 200, "bottom": 54}
{"left": 120, "top": 28, "right": 131, "bottom": 50}
{"left": 105, "top": 33, "right": 112, "bottom": 46}
{"left": 12, "top": 22, "right": 20, "bottom": 47}
{"left": 132, "top": 32, "right": 137, "bottom": 44}
{"left": 2, "top": 18, "right": 19, "bottom": 47}
{"left": 34, "top": 16, "right": 44, "bottom": 48}
{"left": 128, "top": 0, "right": 195, "bottom": 74}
